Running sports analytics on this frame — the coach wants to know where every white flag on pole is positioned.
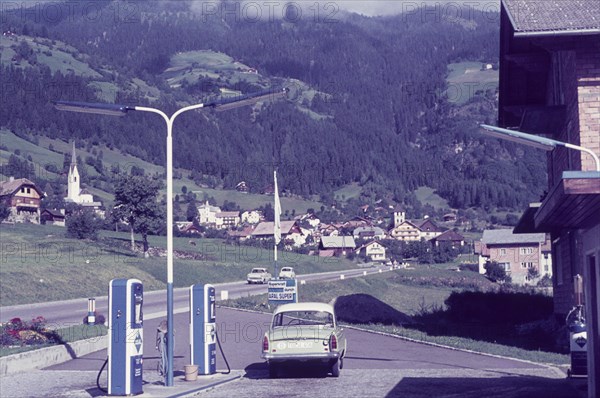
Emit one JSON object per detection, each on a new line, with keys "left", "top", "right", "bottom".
{"left": 274, "top": 170, "right": 282, "bottom": 244}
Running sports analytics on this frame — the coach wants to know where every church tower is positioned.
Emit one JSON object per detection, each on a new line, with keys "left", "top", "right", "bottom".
{"left": 393, "top": 206, "right": 406, "bottom": 228}
{"left": 66, "top": 142, "right": 80, "bottom": 202}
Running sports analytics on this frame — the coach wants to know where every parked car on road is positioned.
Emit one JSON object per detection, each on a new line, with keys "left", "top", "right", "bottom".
{"left": 247, "top": 267, "right": 271, "bottom": 284}
{"left": 261, "top": 302, "right": 347, "bottom": 378}
{"left": 278, "top": 267, "right": 296, "bottom": 279}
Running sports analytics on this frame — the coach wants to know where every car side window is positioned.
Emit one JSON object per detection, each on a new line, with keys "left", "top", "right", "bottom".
{"left": 273, "top": 313, "right": 283, "bottom": 327}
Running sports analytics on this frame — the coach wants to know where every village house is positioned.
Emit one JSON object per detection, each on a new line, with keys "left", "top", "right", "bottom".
{"left": 175, "top": 221, "right": 201, "bottom": 235}
{"left": 388, "top": 210, "right": 422, "bottom": 241}
{"left": 431, "top": 230, "right": 465, "bottom": 249}
{"left": 235, "top": 181, "right": 248, "bottom": 193}
{"left": 318, "top": 223, "right": 342, "bottom": 237}
{"left": 356, "top": 241, "right": 387, "bottom": 262}
{"left": 498, "top": 1, "right": 600, "bottom": 392}
{"left": 215, "top": 211, "right": 240, "bottom": 229}
{"left": 352, "top": 226, "right": 386, "bottom": 241}
{"left": 0, "top": 177, "right": 44, "bottom": 224}
{"left": 227, "top": 225, "right": 254, "bottom": 241}
{"left": 415, "top": 219, "right": 444, "bottom": 240}
{"left": 319, "top": 236, "right": 356, "bottom": 257}
{"left": 477, "top": 230, "right": 552, "bottom": 285}
{"left": 250, "top": 220, "right": 306, "bottom": 246}
{"left": 389, "top": 220, "right": 421, "bottom": 241}
{"left": 197, "top": 201, "right": 221, "bottom": 226}
{"left": 443, "top": 213, "right": 457, "bottom": 222}
{"left": 295, "top": 213, "right": 321, "bottom": 229}
{"left": 241, "top": 210, "right": 262, "bottom": 225}
{"left": 342, "top": 216, "right": 373, "bottom": 230}
{"left": 40, "top": 209, "right": 66, "bottom": 227}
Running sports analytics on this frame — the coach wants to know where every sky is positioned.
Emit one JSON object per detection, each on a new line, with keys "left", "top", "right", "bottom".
{"left": 336, "top": 1, "right": 501, "bottom": 16}
{"left": 190, "top": 1, "right": 502, "bottom": 19}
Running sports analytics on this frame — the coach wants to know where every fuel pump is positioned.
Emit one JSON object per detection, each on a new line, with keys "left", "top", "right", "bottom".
{"left": 566, "top": 274, "right": 587, "bottom": 378}
{"left": 190, "top": 284, "right": 216, "bottom": 375}
{"left": 107, "top": 278, "right": 144, "bottom": 395}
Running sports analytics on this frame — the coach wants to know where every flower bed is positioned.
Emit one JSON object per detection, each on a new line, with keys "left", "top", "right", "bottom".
{"left": 0, "top": 317, "right": 62, "bottom": 348}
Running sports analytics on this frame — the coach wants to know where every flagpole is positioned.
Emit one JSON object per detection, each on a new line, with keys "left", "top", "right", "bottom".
{"left": 274, "top": 170, "right": 281, "bottom": 278}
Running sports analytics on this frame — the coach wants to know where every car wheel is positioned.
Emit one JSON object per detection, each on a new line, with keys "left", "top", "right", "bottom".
{"left": 268, "top": 363, "right": 279, "bottom": 378}
{"left": 339, "top": 356, "right": 344, "bottom": 370}
{"left": 331, "top": 359, "right": 341, "bottom": 377}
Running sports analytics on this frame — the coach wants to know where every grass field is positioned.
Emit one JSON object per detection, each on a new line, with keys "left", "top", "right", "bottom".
{"left": 0, "top": 223, "right": 354, "bottom": 306}
{"left": 413, "top": 186, "right": 449, "bottom": 211}
{"left": 446, "top": 61, "right": 499, "bottom": 105}
{"left": 0, "top": 35, "right": 101, "bottom": 78}
{"left": 2, "top": 129, "right": 325, "bottom": 213}
{"left": 163, "top": 50, "right": 266, "bottom": 89}
{"left": 334, "top": 183, "right": 362, "bottom": 202}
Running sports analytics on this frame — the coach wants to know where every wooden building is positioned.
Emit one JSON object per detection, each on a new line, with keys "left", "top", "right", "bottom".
{"left": 498, "top": 1, "right": 600, "bottom": 394}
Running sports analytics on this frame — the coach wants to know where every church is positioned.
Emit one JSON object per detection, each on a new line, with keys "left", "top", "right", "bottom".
{"left": 64, "top": 142, "right": 102, "bottom": 211}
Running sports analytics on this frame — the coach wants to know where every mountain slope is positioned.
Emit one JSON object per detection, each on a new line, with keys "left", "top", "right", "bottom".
{"left": 0, "top": 2, "right": 546, "bottom": 213}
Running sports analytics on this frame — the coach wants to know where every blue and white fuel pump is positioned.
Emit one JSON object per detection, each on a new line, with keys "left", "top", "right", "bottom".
{"left": 108, "top": 278, "right": 144, "bottom": 396}
{"left": 190, "top": 284, "right": 216, "bottom": 375}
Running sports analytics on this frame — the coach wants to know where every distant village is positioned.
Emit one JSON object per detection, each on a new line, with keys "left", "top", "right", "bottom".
{"left": 0, "top": 143, "right": 552, "bottom": 287}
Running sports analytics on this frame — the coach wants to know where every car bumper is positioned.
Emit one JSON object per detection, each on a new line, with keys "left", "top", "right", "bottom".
{"left": 262, "top": 352, "right": 341, "bottom": 361}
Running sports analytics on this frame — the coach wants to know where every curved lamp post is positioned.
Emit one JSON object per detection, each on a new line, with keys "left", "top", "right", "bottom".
{"left": 55, "top": 87, "right": 287, "bottom": 386}
{"left": 479, "top": 124, "right": 600, "bottom": 172}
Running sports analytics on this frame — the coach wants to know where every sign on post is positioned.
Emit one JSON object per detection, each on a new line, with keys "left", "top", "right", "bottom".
{"left": 268, "top": 279, "right": 298, "bottom": 306}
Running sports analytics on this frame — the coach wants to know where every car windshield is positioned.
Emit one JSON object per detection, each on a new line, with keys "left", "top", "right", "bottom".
{"left": 281, "top": 268, "right": 292, "bottom": 272}
{"left": 272, "top": 311, "right": 334, "bottom": 328}
{"left": 251, "top": 269, "right": 264, "bottom": 273}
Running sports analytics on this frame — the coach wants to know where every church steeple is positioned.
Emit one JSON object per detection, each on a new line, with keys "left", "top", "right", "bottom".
{"left": 70, "top": 141, "right": 77, "bottom": 167}
{"left": 66, "top": 141, "right": 80, "bottom": 202}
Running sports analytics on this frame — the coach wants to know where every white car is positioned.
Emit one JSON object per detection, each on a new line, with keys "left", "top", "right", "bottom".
{"left": 247, "top": 267, "right": 272, "bottom": 284}
{"left": 262, "top": 302, "right": 347, "bottom": 378}
{"left": 278, "top": 267, "right": 296, "bottom": 279}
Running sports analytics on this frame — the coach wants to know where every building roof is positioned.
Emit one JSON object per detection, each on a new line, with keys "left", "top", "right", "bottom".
{"left": 435, "top": 230, "right": 465, "bottom": 242}
{"left": 415, "top": 219, "right": 444, "bottom": 232}
{"left": 353, "top": 226, "right": 386, "bottom": 236}
{"left": 481, "top": 229, "right": 546, "bottom": 245}
{"left": 503, "top": 0, "right": 600, "bottom": 36}
{"left": 251, "top": 221, "right": 298, "bottom": 236}
{"left": 228, "top": 226, "right": 254, "bottom": 238}
{"left": 41, "top": 208, "right": 65, "bottom": 218}
{"left": 0, "top": 178, "right": 43, "bottom": 197}
{"left": 320, "top": 236, "right": 356, "bottom": 249}
{"left": 216, "top": 211, "right": 240, "bottom": 218}
{"left": 357, "top": 240, "right": 386, "bottom": 251}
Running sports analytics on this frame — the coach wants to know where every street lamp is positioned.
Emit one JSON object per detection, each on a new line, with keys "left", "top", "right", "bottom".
{"left": 55, "top": 87, "right": 288, "bottom": 386}
{"left": 479, "top": 124, "right": 600, "bottom": 172}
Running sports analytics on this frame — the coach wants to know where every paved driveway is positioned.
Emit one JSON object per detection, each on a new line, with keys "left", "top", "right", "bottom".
{"left": 42, "top": 307, "right": 586, "bottom": 398}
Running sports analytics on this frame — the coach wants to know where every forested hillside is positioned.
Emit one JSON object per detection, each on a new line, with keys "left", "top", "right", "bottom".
{"left": 0, "top": 1, "right": 546, "bottom": 212}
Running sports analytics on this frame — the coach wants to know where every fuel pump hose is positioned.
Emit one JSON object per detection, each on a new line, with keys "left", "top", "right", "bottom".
{"left": 215, "top": 331, "right": 231, "bottom": 374}
{"left": 96, "top": 358, "right": 109, "bottom": 393}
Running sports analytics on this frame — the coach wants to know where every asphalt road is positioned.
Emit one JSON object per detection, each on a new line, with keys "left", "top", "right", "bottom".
{"left": 0, "top": 266, "right": 388, "bottom": 326}
{"left": 45, "top": 307, "right": 584, "bottom": 398}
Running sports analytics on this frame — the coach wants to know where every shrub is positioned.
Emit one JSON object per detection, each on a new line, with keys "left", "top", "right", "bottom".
{"left": 444, "top": 290, "right": 553, "bottom": 324}
{"left": 82, "top": 311, "right": 106, "bottom": 325}
{"left": 484, "top": 261, "right": 510, "bottom": 283}
{"left": 537, "top": 274, "right": 553, "bottom": 287}
{"left": 66, "top": 207, "right": 100, "bottom": 240}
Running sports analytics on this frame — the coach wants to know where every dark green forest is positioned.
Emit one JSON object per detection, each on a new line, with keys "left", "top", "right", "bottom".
{"left": 0, "top": 1, "right": 547, "bottom": 212}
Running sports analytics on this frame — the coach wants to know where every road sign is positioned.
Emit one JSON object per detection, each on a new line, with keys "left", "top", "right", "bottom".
{"left": 268, "top": 279, "right": 298, "bottom": 305}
